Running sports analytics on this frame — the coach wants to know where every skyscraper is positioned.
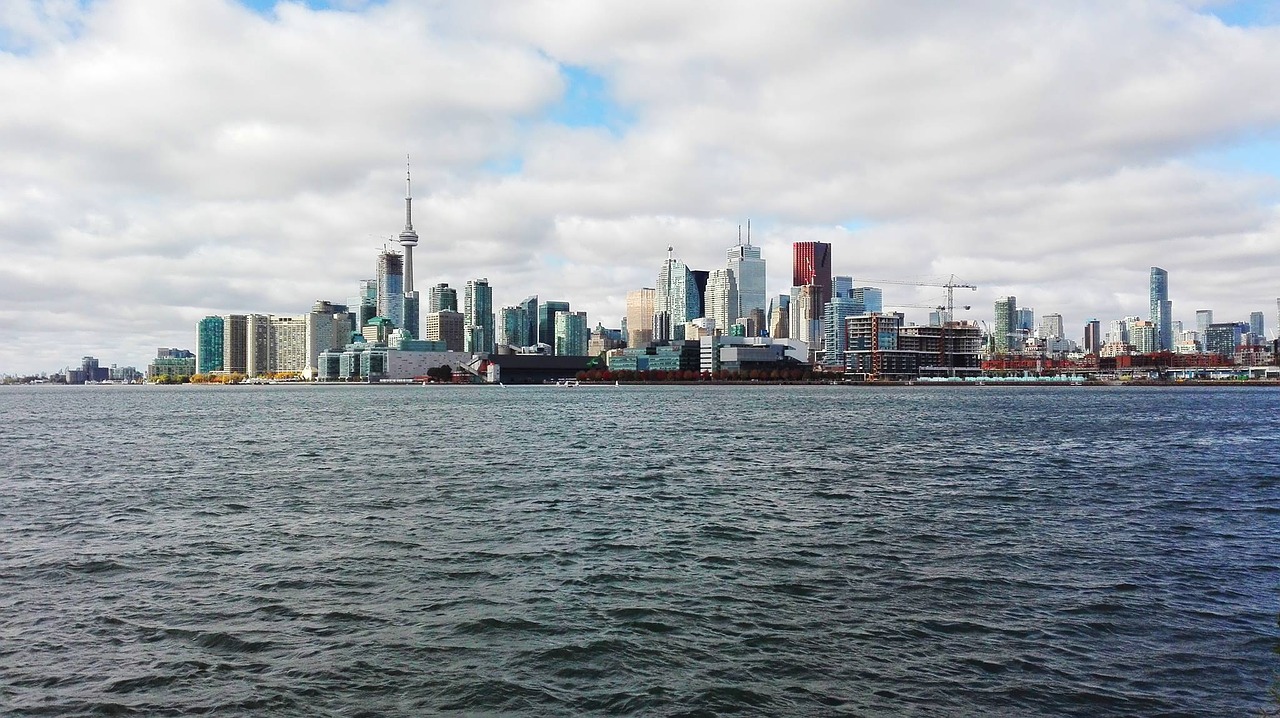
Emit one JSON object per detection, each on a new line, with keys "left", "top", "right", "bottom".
{"left": 626, "top": 288, "right": 655, "bottom": 347}
{"left": 222, "top": 314, "right": 247, "bottom": 374}
{"left": 554, "top": 311, "right": 589, "bottom": 356}
{"left": 655, "top": 248, "right": 699, "bottom": 341}
{"left": 519, "top": 295, "right": 538, "bottom": 348}
{"left": 690, "top": 270, "right": 709, "bottom": 319}
{"left": 428, "top": 283, "right": 457, "bottom": 313}
{"left": 376, "top": 250, "right": 404, "bottom": 328}
{"left": 1250, "top": 311, "right": 1265, "bottom": 338}
{"left": 499, "top": 306, "right": 528, "bottom": 348}
{"left": 768, "top": 294, "right": 790, "bottom": 338}
{"left": 538, "top": 301, "right": 570, "bottom": 347}
{"left": 1150, "top": 267, "right": 1171, "bottom": 352}
{"left": 793, "top": 241, "right": 833, "bottom": 306}
{"left": 833, "top": 275, "right": 853, "bottom": 300}
{"left": 994, "top": 296, "right": 1017, "bottom": 354}
{"left": 1040, "top": 313, "right": 1064, "bottom": 340}
{"left": 196, "top": 316, "right": 224, "bottom": 374}
{"left": 727, "top": 227, "right": 766, "bottom": 319}
{"left": 1083, "top": 319, "right": 1101, "bottom": 355}
{"left": 398, "top": 159, "right": 420, "bottom": 339}
{"left": 822, "top": 297, "right": 860, "bottom": 366}
{"left": 853, "top": 287, "right": 883, "bottom": 314}
{"left": 705, "top": 268, "right": 738, "bottom": 331}
{"left": 463, "top": 278, "right": 494, "bottom": 354}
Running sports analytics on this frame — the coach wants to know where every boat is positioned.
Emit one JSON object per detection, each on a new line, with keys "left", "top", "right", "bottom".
{"left": 555, "top": 379, "right": 581, "bottom": 387}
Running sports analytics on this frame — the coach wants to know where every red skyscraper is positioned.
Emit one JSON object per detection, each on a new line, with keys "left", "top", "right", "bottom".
{"left": 792, "top": 241, "right": 833, "bottom": 305}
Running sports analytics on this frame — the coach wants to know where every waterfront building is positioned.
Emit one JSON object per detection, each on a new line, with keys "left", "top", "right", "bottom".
{"left": 362, "top": 316, "right": 394, "bottom": 344}
{"left": 554, "top": 311, "right": 589, "bottom": 356}
{"left": 423, "top": 310, "right": 464, "bottom": 352}
{"left": 705, "top": 268, "right": 738, "bottom": 332}
{"left": 844, "top": 315, "right": 982, "bottom": 379}
{"left": 246, "top": 314, "right": 272, "bottom": 378}
{"left": 1129, "top": 320, "right": 1156, "bottom": 354}
{"left": 727, "top": 233, "right": 766, "bottom": 319}
{"left": 518, "top": 295, "right": 538, "bottom": 348}
{"left": 822, "top": 297, "right": 861, "bottom": 366}
{"left": 626, "top": 288, "right": 655, "bottom": 347}
{"left": 607, "top": 341, "right": 702, "bottom": 373}
{"left": 1250, "top": 311, "right": 1265, "bottom": 339}
{"left": 655, "top": 249, "right": 699, "bottom": 341}
{"left": 147, "top": 348, "right": 196, "bottom": 381}
{"left": 1083, "top": 319, "right": 1101, "bottom": 355}
{"left": 699, "top": 335, "right": 809, "bottom": 374}
{"left": 993, "top": 296, "right": 1017, "bottom": 354}
{"left": 305, "top": 302, "right": 349, "bottom": 378}
{"left": 196, "top": 316, "right": 224, "bottom": 374}
{"left": 428, "top": 283, "right": 458, "bottom": 313}
{"left": 793, "top": 241, "right": 833, "bottom": 306}
{"left": 271, "top": 315, "right": 308, "bottom": 374}
{"left": 1150, "top": 267, "right": 1172, "bottom": 352}
{"left": 376, "top": 250, "right": 405, "bottom": 329}
{"left": 1205, "top": 322, "right": 1248, "bottom": 356}
{"left": 222, "top": 314, "right": 248, "bottom": 374}
{"left": 464, "top": 278, "right": 495, "bottom": 354}
{"left": 537, "top": 301, "right": 570, "bottom": 347}
{"left": 499, "top": 305, "right": 529, "bottom": 348}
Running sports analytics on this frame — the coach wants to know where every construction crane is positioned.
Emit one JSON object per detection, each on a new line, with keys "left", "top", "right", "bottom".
{"left": 857, "top": 274, "right": 977, "bottom": 320}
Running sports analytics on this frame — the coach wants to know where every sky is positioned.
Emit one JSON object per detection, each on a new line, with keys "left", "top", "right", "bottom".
{"left": 1, "top": 0, "right": 1279, "bottom": 374}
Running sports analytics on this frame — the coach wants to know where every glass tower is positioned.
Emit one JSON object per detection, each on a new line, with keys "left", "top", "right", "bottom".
{"left": 1150, "top": 267, "right": 1171, "bottom": 352}
{"left": 538, "top": 301, "right": 570, "bottom": 347}
{"left": 196, "top": 316, "right": 224, "bottom": 374}
{"left": 464, "top": 278, "right": 494, "bottom": 354}
{"left": 376, "top": 251, "right": 405, "bottom": 328}
{"left": 727, "top": 241, "right": 766, "bottom": 320}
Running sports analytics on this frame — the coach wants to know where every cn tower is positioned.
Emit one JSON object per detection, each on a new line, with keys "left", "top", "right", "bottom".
{"left": 398, "top": 156, "right": 419, "bottom": 292}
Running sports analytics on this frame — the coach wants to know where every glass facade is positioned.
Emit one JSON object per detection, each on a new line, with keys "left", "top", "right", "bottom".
{"left": 196, "top": 315, "right": 224, "bottom": 374}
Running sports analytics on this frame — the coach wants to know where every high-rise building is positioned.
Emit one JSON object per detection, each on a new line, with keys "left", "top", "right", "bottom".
{"left": 246, "top": 314, "right": 273, "bottom": 377}
{"left": 853, "top": 287, "right": 883, "bottom": 314}
{"left": 793, "top": 241, "right": 833, "bottom": 306}
{"left": 1150, "top": 267, "right": 1172, "bottom": 352}
{"left": 1250, "top": 311, "right": 1265, "bottom": 338}
{"left": 464, "top": 278, "right": 494, "bottom": 354}
{"left": 626, "top": 288, "right": 655, "bottom": 347}
{"left": 833, "top": 275, "right": 853, "bottom": 300}
{"left": 1083, "top": 319, "right": 1101, "bottom": 355}
{"left": 428, "top": 283, "right": 457, "bottom": 313}
{"left": 499, "top": 305, "right": 529, "bottom": 348}
{"left": 1040, "top": 313, "right": 1064, "bottom": 340}
{"left": 402, "top": 292, "right": 420, "bottom": 339}
{"left": 690, "top": 269, "right": 709, "bottom": 319}
{"left": 347, "top": 279, "right": 377, "bottom": 338}
{"left": 423, "top": 310, "right": 464, "bottom": 352}
{"left": 554, "top": 311, "right": 589, "bottom": 356}
{"left": 655, "top": 248, "right": 699, "bottom": 341}
{"left": 271, "top": 316, "right": 308, "bottom": 374}
{"left": 538, "top": 301, "right": 570, "bottom": 347}
{"left": 706, "top": 268, "right": 738, "bottom": 332}
{"left": 1196, "top": 309, "right": 1213, "bottom": 344}
{"left": 376, "top": 250, "right": 405, "bottom": 328}
{"left": 790, "top": 284, "right": 823, "bottom": 347}
{"left": 1129, "top": 320, "right": 1156, "bottom": 354}
{"left": 822, "top": 297, "right": 860, "bottom": 366}
{"left": 727, "top": 230, "right": 766, "bottom": 319}
{"left": 1016, "top": 307, "right": 1035, "bottom": 332}
{"left": 196, "top": 316, "right": 224, "bottom": 374}
{"left": 768, "top": 294, "right": 790, "bottom": 338}
{"left": 222, "top": 314, "right": 248, "bottom": 374}
{"left": 1205, "top": 322, "right": 1247, "bottom": 356}
{"left": 994, "top": 296, "right": 1017, "bottom": 354}
{"left": 519, "top": 295, "right": 538, "bottom": 348}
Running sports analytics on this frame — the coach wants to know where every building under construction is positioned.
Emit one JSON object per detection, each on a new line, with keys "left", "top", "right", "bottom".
{"left": 843, "top": 313, "right": 983, "bottom": 380}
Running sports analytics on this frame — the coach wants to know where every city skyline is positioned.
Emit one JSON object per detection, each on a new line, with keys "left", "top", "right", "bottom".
{"left": 3, "top": 1, "right": 1280, "bottom": 374}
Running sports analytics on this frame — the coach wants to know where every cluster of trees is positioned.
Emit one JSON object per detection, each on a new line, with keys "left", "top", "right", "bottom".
{"left": 574, "top": 368, "right": 814, "bottom": 383}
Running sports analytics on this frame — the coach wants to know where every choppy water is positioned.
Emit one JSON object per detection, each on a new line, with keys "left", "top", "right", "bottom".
{"left": 2, "top": 384, "right": 1279, "bottom": 716}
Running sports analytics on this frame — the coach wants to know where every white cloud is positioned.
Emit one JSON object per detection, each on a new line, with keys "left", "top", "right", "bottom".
{"left": 1, "top": 0, "right": 1279, "bottom": 373}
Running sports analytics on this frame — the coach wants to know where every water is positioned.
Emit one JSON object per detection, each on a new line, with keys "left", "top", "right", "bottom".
{"left": 2, "top": 384, "right": 1278, "bottom": 716}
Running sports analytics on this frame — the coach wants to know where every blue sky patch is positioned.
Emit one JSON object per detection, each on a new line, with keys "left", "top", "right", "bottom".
{"left": 1201, "top": 0, "right": 1280, "bottom": 27}
{"left": 544, "top": 65, "right": 635, "bottom": 134}
{"left": 1189, "top": 136, "right": 1280, "bottom": 178}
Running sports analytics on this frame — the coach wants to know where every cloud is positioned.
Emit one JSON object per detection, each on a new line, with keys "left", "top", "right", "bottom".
{"left": 1, "top": 0, "right": 1279, "bottom": 373}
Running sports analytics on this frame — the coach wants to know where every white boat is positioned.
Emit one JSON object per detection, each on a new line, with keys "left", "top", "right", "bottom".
{"left": 554, "top": 379, "right": 581, "bottom": 387}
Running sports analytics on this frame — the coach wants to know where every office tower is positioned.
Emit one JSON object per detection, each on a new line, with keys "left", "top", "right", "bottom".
{"left": 519, "top": 295, "right": 538, "bottom": 348}
{"left": 822, "top": 297, "right": 860, "bottom": 366}
{"left": 727, "top": 228, "right": 766, "bottom": 319}
{"left": 655, "top": 248, "right": 699, "bottom": 341}
{"left": 554, "top": 311, "right": 589, "bottom": 356}
{"left": 347, "top": 279, "right": 377, "bottom": 338}
{"left": 1195, "top": 309, "right": 1213, "bottom": 343}
{"left": 1016, "top": 307, "right": 1035, "bottom": 332}
{"left": 537, "top": 301, "right": 571, "bottom": 347}
{"left": 305, "top": 303, "right": 347, "bottom": 378}
{"left": 833, "top": 275, "right": 853, "bottom": 300}
{"left": 1250, "top": 311, "right": 1265, "bottom": 338}
{"left": 994, "top": 297, "right": 1017, "bottom": 353}
{"left": 246, "top": 314, "right": 273, "bottom": 377}
{"left": 690, "top": 270, "right": 709, "bottom": 319}
{"left": 196, "top": 316, "right": 225, "bottom": 374}
{"left": 1040, "top": 313, "right": 1064, "bottom": 340}
{"left": 793, "top": 241, "right": 833, "bottom": 305}
{"left": 853, "top": 287, "right": 883, "bottom": 314}
{"left": 768, "top": 294, "right": 790, "bottom": 338}
{"left": 423, "top": 310, "right": 464, "bottom": 351}
{"left": 626, "top": 288, "right": 656, "bottom": 347}
{"left": 706, "top": 268, "right": 738, "bottom": 332}
{"left": 790, "top": 284, "right": 823, "bottom": 346}
{"left": 1205, "top": 322, "right": 1247, "bottom": 355}
{"left": 376, "top": 250, "right": 405, "bottom": 328}
{"left": 928, "top": 310, "right": 947, "bottom": 327}
{"left": 464, "top": 278, "right": 494, "bottom": 354}
{"left": 1083, "top": 319, "right": 1101, "bottom": 355}
{"left": 499, "top": 305, "right": 529, "bottom": 347}
{"left": 1150, "top": 267, "right": 1172, "bottom": 352}
{"left": 222, "top": 314, "right": 248, "bottom": 374}
{"left": 428, "top": 283, "right": 457, "bottom": 313}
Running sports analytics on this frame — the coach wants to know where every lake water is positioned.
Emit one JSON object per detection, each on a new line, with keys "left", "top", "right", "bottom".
{"left": 2, "top": 384, "right": 1278, "bottom": 716}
